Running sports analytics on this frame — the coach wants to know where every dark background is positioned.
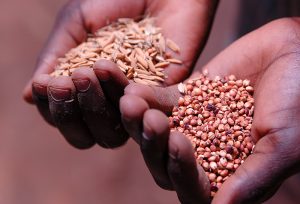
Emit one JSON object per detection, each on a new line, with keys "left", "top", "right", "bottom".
{"left": 0, "top": 0, "right": 299, "bottom": 203}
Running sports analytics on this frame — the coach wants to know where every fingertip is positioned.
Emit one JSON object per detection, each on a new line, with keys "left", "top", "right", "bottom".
{"left": 164, "top": 64, "right": 190, "bottom": 85}
{"left": 120, "top": 95, "right": 149, "bottom": 120}
{"left": 48, "top": 76, "right": 75, "bottom": 102}
{"left": 48, "top": 75, "right": 74, "bottom": 88}
{"left": 32, "top": 74, "right": 52, "bottom": 99}
{"left": 120, "top": 95, "right": 149, "bottom": 143}
{"left": 167, "top": 131, "right": 210, "bottom": 203}
{"left": 143, "top": 109, "right": 169, "bottom": 140}
{"left": 94, "top": 59, "right": 118, "bottom": 71}
{"left": 71, "top": 67, "right": 95, "bottom": 80}
{"left": 93, "top": 59, "right": 127, "bottom": 85}
{"left": 23, "top": 80, "right": 35, "bottom": 104}
{"left": 93, "top": 59, "right": 128, "bottom": 107}
{"left": 71, "top": 67, "right": 97, "bottom": 93}
{"left": 124, "top": 83, "right": 163, "bottom": 110}
{"left": 140, "top": 109, "right": 174, "bottom": 190}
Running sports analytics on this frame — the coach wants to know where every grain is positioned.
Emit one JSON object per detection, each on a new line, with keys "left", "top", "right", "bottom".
{"left": 166, "top": 38, "right": 180, "bottom": 53}
{"left": 51, "top": 17, "right": 182, "bottom": 86}
{"left": 169, "top": 73, "right": 255, "bottom": 197}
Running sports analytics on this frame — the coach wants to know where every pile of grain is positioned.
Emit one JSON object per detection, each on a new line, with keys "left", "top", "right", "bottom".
{"left": 51, "top": 18, "right": 182, "bottom": 86}
{"left": 169, "top": 74, "right": 255, "bottom": 197}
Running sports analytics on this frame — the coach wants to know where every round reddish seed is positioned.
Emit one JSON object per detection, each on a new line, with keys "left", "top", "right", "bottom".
{"left": 170, "top": 74, "right": 254, "bottom": 197}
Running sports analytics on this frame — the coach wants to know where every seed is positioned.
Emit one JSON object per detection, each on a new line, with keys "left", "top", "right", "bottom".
{"left": 246, "top": 86, "right": 254, "bottom": 93}
{"left": 220, "top": 169, "right": 229, "bottom": 177}
{"left": 243, "top": 79, "right": 250, "bottom": 86}
{"left": 178, "top": 83, "right": 186, "bottom": 94}
{"left": 208, "top": 173, "right": 217, "bottom": 181}
{"left": 208, "top": 155, "right": 216, "bottom": 162}
{"left": 186, "top": 108, "right": 194, "bottom": 115}
{"left": 244, "top": 102, "right": 252, "bottom": 108}
{"left": 226, "top": 162, "right": 234, "bottom": 170}
{"left": 167, "top": 58, "right": 183, "bottom": 64}
{"left": 51, "top": 17, "right": 181, "bottom": 86}
{"left": 216, "top": 176, "right": 223, "bottom": 183}
{"left": 210, "top": 162, "right": 218, "bottom": 170}
{"left": 166, "top": 38, "right": 180, "bottom": 53}
{"left": 219, "top": 157, "right": 228, "bottom": 167}
{"left": 202, "top": 162, "right": 209, "bottom": 170}
{"left": 169, "top": 73, "right": 254, "bottom": 197}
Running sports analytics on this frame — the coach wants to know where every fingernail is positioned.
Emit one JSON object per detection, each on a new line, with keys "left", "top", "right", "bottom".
{"left": 48, "top": 87, "right": 71, "bottom": 101}
{"left": 32, "top": 83, "right": 48, "bottom": 99}
{"left": 142, "top": 121, "right": 154, "bottom": 141}
{"left": 142, "top": 132, "right": 151, "bottom": 141}
{"left": 73, "top": 79, "right": 91, "bottom": 92}
{"left": 169, "top": 148, "right": 179, "bottom": 161}
{"left": 94, "top": 69, "right": 110, "bottom": 81}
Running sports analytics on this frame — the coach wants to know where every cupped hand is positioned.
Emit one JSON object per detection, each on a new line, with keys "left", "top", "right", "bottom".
{"left": 120, "top": 18, "right": 300, "bottom": 203}
{"left": 22, "top": 0, "right": 218, "bottom": 149}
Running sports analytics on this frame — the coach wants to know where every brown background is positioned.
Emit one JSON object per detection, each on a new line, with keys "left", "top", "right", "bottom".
{"left": 0, "top": 0, "right": 299, "bottom": 203}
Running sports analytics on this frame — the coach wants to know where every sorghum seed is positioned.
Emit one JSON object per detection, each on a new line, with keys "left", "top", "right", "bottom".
{"left": 220, "top": 169, "right": 229, "bottom": 177}
{"left": 169, "top": 74, "right": 254, "bottom": 197}
{"left": 209, "top": 173, "right": 217, "bottom": 181}
{"left": 210, "top": 162, "right": 218, "bottom": 170}
{"left": 220, "top": 157, "right": 228, "bottom": 167}
{"left": 208, "top": 156, "right": 216, "bottom": 162}
{"left": 216, "top": 176, "right": 223, "bottom": 183}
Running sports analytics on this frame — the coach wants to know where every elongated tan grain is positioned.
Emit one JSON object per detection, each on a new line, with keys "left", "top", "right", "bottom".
{"left": 51, "top": 17, "right": 182, "bottom": 86}
{"left": 166, "top": 38, "right": 180, "bottom": 53}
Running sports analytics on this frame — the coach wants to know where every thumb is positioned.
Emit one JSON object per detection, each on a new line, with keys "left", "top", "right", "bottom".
{"left": 124, "top": 83, "right": 182, "bottom": 114}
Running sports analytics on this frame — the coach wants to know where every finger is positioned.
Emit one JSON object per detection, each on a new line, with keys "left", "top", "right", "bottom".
{"left": 141, "top": 109, "right": 173, "bottom": 190}
{"left": 72, "top": 67, "right": 128, "bottom": 148}
{"left": 93, "top": 60, "right": 129, "bottom": 108}
{"left": 48, "top": 76, "right": 95, "bottom": 149}
{"left": 167, "top": 131, "right": 211, "bottom": 204}
{"left": 212, "top": 129, "right": 297, "bottom": 204}
{"left": 119, "top": 95, "right": 149, "bottom": 144}
{"left": 32, "top": 74, "right": 55, "bottom": 126}
{"left": 147, "top": 0, "right": 219, "bottom": 85}
{"left": 124, "top": 83, "right": 181, "bottom": 114}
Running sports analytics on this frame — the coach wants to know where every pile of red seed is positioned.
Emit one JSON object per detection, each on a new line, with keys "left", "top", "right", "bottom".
{"left": 169, "top": 73, "right": 255, "bottom": 197}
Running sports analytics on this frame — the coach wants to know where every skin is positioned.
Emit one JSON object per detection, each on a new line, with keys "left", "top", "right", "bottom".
{"left": 22, "top": 0, "right": 218, "bottom": 149}
{"left": 120, "top": 18, "right": 300, "bottom": 203}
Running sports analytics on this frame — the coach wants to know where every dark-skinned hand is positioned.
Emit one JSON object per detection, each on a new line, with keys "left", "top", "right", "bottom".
{"left": 22, "top": 0, "right": 218, "bottom": 149}
{"left": 119, "top": 18, "right": 300, "bottom": 203}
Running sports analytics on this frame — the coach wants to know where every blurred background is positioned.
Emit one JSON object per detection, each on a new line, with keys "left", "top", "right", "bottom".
{"left": 0, "top": 0, "right": 299, "bottom": 203}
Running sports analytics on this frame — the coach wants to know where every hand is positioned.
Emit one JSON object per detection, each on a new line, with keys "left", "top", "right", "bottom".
{"left": 22, "top": 0, "right": 218, "bottom": 149}
{"left": 120, "top": 18, "right": 300, "bottom": 203}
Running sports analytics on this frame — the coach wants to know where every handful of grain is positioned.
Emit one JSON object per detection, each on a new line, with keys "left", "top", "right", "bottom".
{"left": 169, "top": 74, "right": 255, "bottom": 197}
{"left": 51, "top": 17, "right": 182, "bottom": 86}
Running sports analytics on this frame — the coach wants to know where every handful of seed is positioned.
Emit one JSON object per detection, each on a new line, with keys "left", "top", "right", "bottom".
{"left": 169, "top": 73, "right": 255, "bottom": 197}
{"left": 51, "top": 17, "right": 182, "bottom": 86}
